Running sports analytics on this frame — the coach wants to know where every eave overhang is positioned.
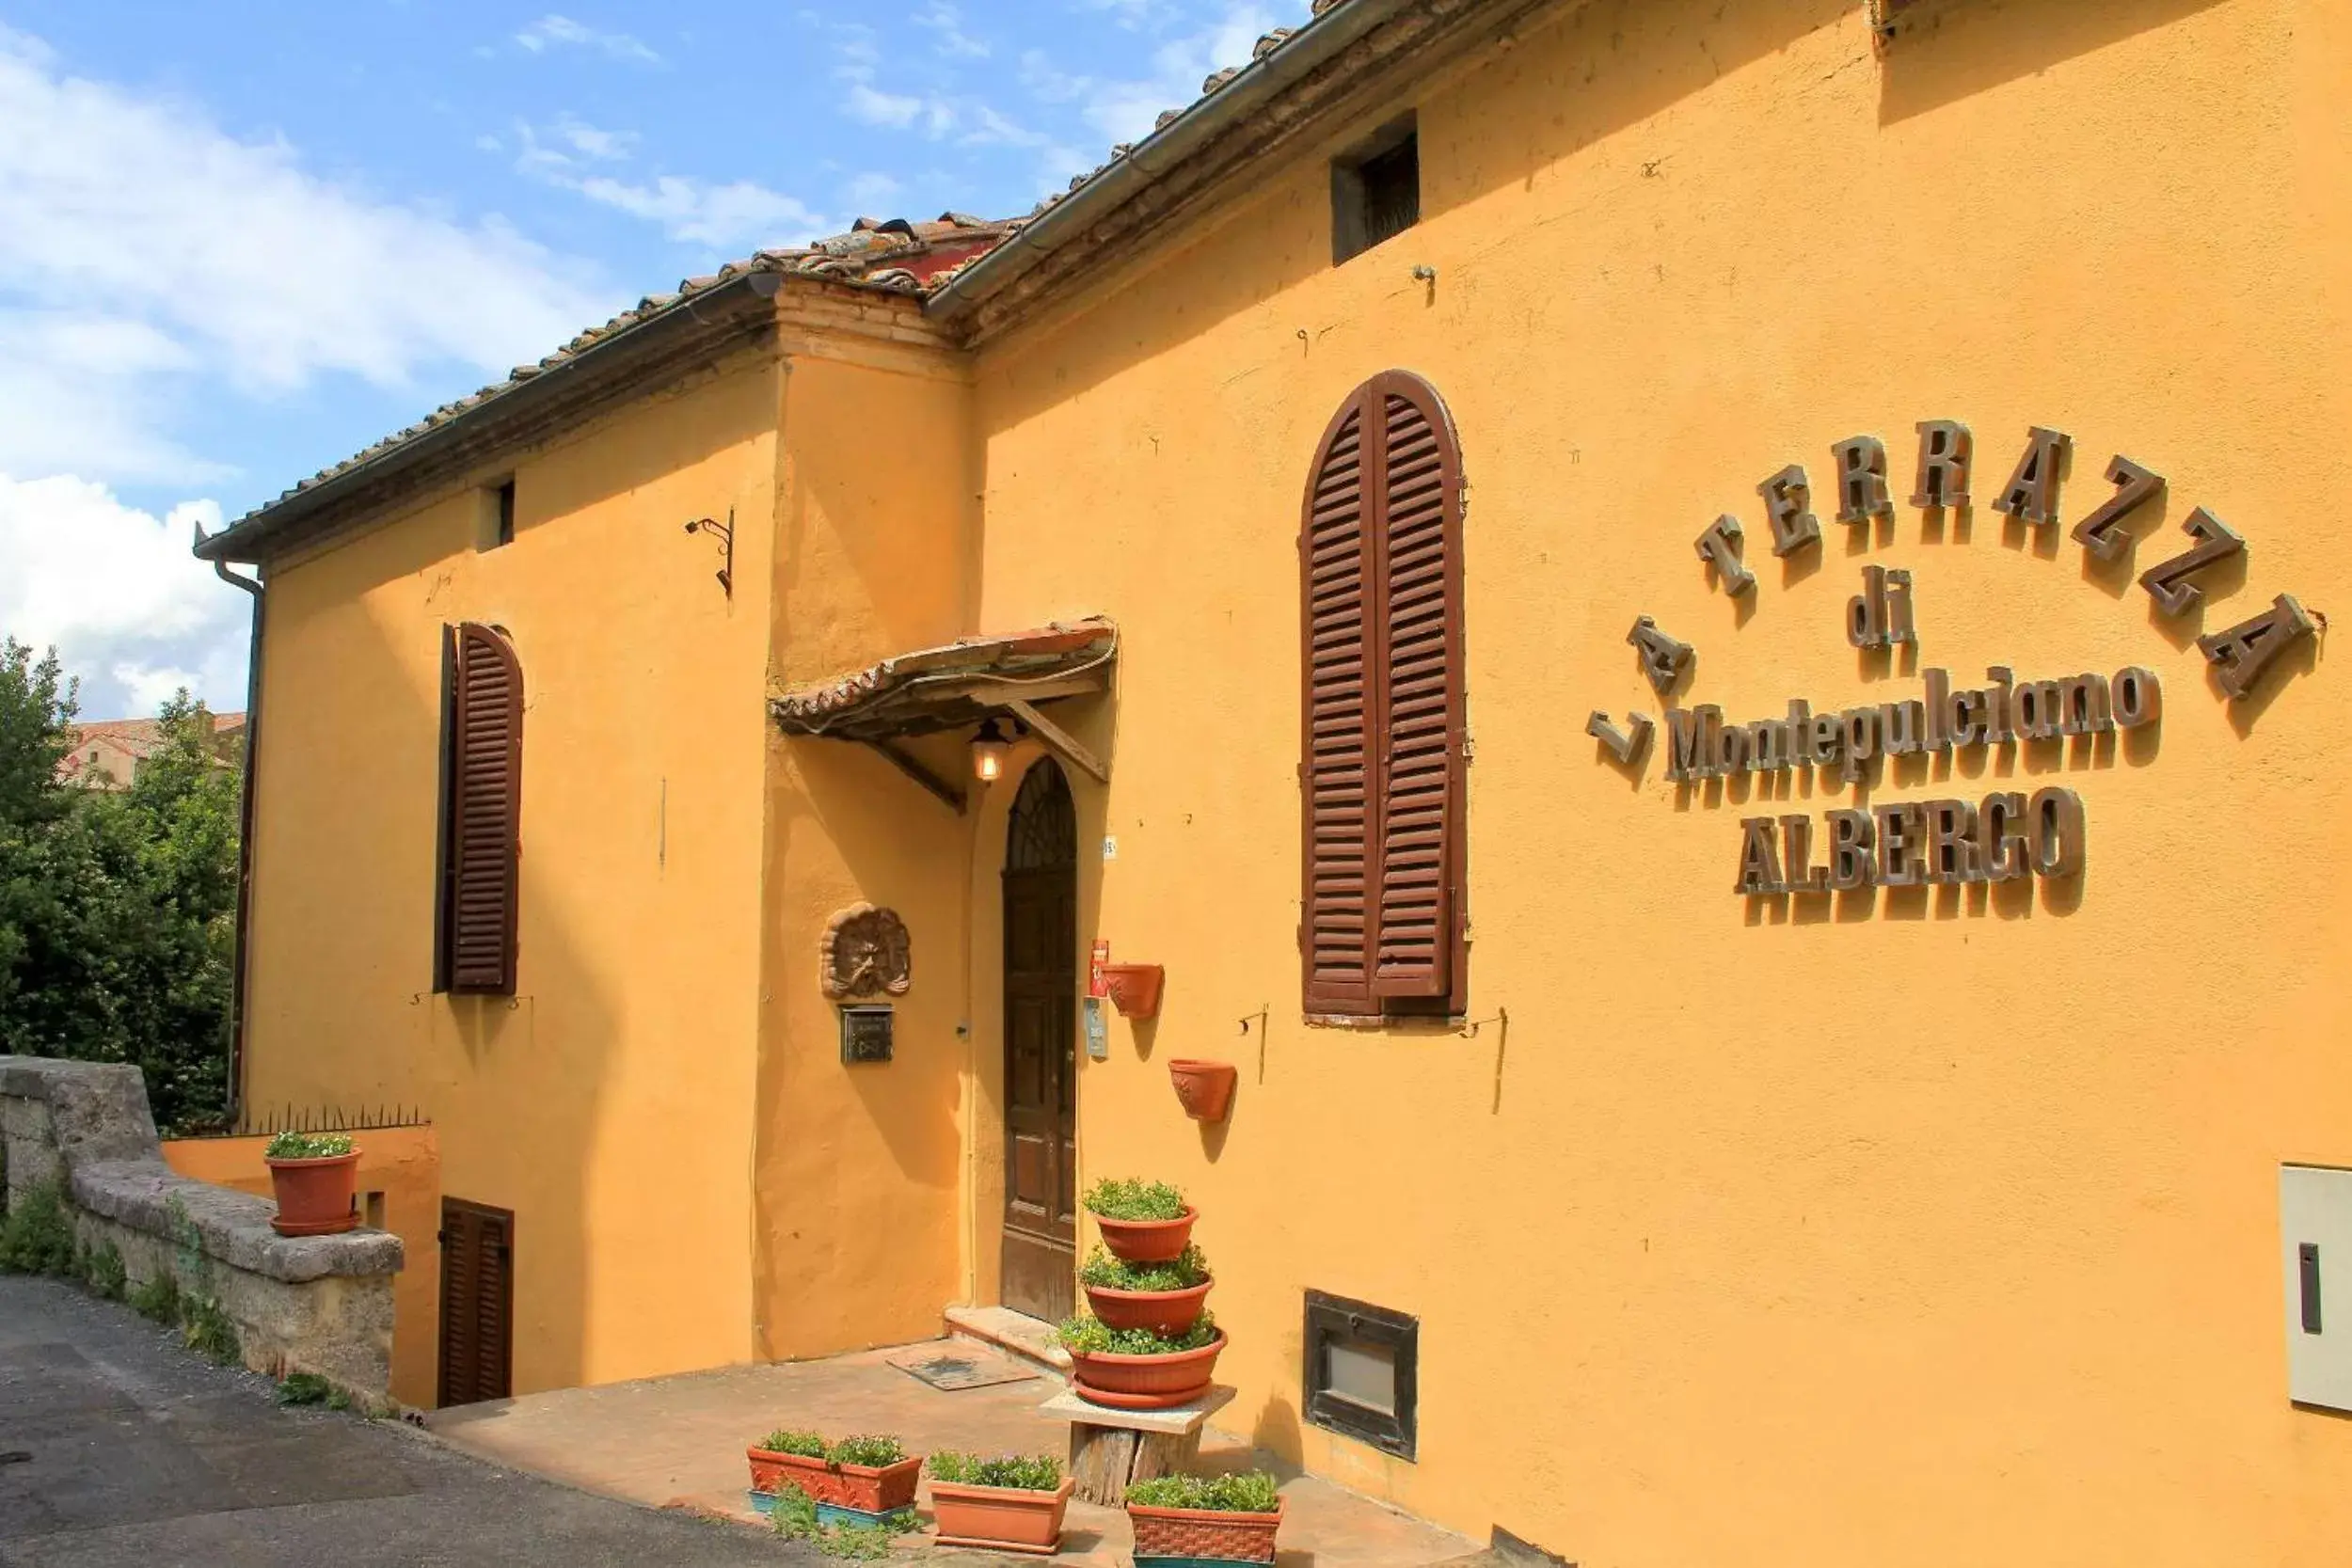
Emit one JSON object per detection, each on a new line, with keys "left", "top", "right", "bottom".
{"left": 193, "top": 270, "right": 788, "bottom": 566}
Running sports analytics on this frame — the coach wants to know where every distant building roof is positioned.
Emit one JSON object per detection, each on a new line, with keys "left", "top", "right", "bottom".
{"left": 56, "top": 714, "right": 245, "bottom": 786}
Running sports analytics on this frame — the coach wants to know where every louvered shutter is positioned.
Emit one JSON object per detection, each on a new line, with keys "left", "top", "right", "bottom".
{"left": 437, "top": 1198, "right": 514, "bottom": 1406}
{"left": 472, "top": 1207, "right": 513, "bottom": 1402}
{"left": 437, "top": 1204, "right": 476, "bottom": 1407}
{"left": 439, "top": 624, "right": 523, "bottom": 995}
{"left": 1370, "top": 379, "right": 1461, "bottom": 998}
{"left": 1299, "top": 372, "right": 1464, "bottom": 1015}
{"left": 1301, "top": 399, "right": 1377, "bottom": 1011}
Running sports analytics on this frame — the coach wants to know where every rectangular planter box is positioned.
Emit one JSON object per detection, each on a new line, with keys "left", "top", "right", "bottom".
{"left": 745, "top": 1447, "right": 922, "bottom": 1513}
{"left": 1127, "top": 1500, "right": 1284, "bottom": 1565}
{"left": 930, "top": 1477, "right": 1076, "bottom": 1556}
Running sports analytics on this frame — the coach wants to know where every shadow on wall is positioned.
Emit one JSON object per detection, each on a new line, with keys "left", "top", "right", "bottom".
{"left": 982, "top": 0, "right": 2233, "bottom": 438}
{"left": 248, "top": 362, "right": 777, "bottom": 1400}
{"left": 754, "top": 726, "right": 976, "bottom": 1357}
{"left": 1876, "top": 0, "right": 2233, "bottom": 123}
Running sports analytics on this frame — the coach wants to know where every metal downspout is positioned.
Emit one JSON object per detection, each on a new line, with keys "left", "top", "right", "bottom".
{"left": 204, "top": 536, "right": 263, "bottom": 1125}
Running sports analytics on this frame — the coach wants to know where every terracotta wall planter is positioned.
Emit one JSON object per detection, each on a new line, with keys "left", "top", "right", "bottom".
{"left": 745, "top": 1448, "right": 922, "bottom": 1513}
{"left": 264, "top": 1151, "right": 360, "bottom": 1237}
{"left": 929, "top": 1477, "right": 1075, "bottom": 1555}
{"left": 1070, "top": 1329, "right": 1226, "bottom": 1410}
{"left": 1102, "top": 963, "right": 1164, "bottom": 1019}
{"left": 1168, "top": 1059, "right": 1237, "bottom": 1122}
{"left": 1127, "top": 1498, "right": 1284, "bottom": 1563}
{"left": 1093, "top": 1206, "right": 1196, "bottom": 1263}
{"left": 1083, "top": 1277, "right": 1213, "bottom": 1338}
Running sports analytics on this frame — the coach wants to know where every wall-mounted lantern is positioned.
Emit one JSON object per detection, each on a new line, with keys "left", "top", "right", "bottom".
{"left": 970, "top": 716, "right": 1011, "bottom": 784}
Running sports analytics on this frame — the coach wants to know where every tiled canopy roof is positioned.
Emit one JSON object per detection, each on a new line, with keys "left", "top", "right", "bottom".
{"left": 771, "top": 621, "right": 1117, "bottom": 740}
{"left": 216, "top": 0, "right": 1368, "bottom": 542}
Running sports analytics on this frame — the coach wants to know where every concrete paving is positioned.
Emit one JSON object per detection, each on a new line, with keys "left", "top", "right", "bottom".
{"left": 426, "top": 1337, "right": 1476, "bottom": 1568}
{"left": 0, "top": 1275, "right": 810, "bottom": 1566}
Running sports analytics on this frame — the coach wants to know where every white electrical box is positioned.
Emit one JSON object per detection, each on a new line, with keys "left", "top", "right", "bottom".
{"left": 2280, "top": 1164, "right": 2352, "bottom": 1412}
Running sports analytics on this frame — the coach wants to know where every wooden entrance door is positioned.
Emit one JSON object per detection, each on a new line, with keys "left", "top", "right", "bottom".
{"left": 437, "top": 1197, "right": 514, "bottom": 1406}
{"left": 1002, "top": 758, "right": 1077, "bottom": 1323}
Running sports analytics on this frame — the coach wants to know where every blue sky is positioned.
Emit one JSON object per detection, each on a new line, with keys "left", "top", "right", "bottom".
{"left": 0, "top": 0, "right": 1307, "bottom": 717}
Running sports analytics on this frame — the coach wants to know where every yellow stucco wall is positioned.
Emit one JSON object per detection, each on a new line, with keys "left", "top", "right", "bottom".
{"left": 969, "top": 1, "right": 2352, "bottom": 1562}
{"left": 243, "top": 350, "right": 781, "bottom": 1397}
{"left": 753, "top": 341, "right": 982, "bottom": 1357}
{"left": 163, "top": 1128, "right": 441, "bottom": 1408}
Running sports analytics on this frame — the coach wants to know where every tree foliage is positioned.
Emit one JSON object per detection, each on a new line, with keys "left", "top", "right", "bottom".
{"left": 0, "top": 638, "right": 239, "bottom": 1132}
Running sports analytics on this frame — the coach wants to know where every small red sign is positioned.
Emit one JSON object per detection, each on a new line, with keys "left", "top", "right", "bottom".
{"left": 1089, "top": 940, "right": 1110, "bottom": 998}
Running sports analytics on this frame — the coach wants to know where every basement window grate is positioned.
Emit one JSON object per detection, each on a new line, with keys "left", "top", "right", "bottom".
{"left": 1303, "top": 1290, "right": 1418, "bottom": 1460}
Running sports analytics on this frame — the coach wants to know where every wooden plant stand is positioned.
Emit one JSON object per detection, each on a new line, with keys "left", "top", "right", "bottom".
{"left": 1040, "top": 1385, "right": 1237, "bottom": 1506}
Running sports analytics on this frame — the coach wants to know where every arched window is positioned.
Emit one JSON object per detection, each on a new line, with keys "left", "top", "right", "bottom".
{"left": 435, "top": 623, "right": 523, "bottom": 995}
{"left": 1299, "top": 371, "right": 1466, "bottom": 1017}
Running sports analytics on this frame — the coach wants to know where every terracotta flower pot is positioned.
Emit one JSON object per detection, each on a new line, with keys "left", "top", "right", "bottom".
{"left": 746, "top": 1448, "right": 921, "bottom": 1513}
{"left": 1083, "top": 1277, "right": 1213, "bottom": 1338}
{"left": 1070, "top": 1329, "right": 1226, "bottom": 1410}
{"left": 265, "top": 1151, "right": 360, "bottom": 1237}
{"left": 1168, "top": 1059, "right": 1237, "bottom": 1122}
{"left": 1102, "top": 963, "right": 1164, "bottom": 1019}
{"left": 1093, "top": 1206, "right": 1196, "bottom": 1263}
{"left": 1126, "top": 1497, "right": 1284, "bottom": 1563}
{"left": 928, "top": 1477, "right": 1075, "bottom": 1555}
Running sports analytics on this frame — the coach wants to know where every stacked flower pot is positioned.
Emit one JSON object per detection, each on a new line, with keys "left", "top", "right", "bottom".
{"left": 1069, "top": 1191, "right": 1225, "bottom": 1409}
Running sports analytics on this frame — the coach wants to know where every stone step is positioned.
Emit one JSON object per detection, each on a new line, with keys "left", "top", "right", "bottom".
{"left": 942, "top": 1304, "right": 1072, "bottom": 1383}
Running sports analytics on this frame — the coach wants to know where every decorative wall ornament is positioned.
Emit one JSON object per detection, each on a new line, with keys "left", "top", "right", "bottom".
{"left": 821, "top": 903, "right": 912, "bottom": 998}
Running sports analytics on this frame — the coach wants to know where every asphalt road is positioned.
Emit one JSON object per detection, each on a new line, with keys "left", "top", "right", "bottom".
{"left": 0, "top": 1275, "right": 812, "bottom": 1567}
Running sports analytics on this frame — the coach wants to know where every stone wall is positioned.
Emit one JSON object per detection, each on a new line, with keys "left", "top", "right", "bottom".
{"left": 0, "top": 1056, "right": 403, "bottom": 1402}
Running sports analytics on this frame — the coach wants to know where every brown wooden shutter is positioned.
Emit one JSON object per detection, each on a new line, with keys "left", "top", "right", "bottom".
{"left": 437, "top": 1198, "right": 514, "bottom": 1406}
{"left": 1370, "top": 377, "right": 1462, "bottom": 999}
{"left": 1301, "top": 397, "right": 1377, "bottom": 1012}
{"left": 438, "top": 624, "right": 522, "bottom": 995}
{"left": 1300, "top": 372, "right": 1465, "bottom": 1015}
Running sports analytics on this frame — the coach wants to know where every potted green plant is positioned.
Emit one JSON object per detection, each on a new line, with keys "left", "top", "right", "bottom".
{"left": 1080, "top": 1243, "right": 1212, "bottom": 1337}
{"left": 1125, "top": 1472, "right": 1284, "bottom": 1565}
{"left": 746, "top": 1431, "right": 921, "bottom": 1516}
{"left": 1057, "top": 1312, "right": 1225, "bottom": 1409}
{"left": 262, "top": 1132, "right": 359, "bottom": 1237}
{"left": 925, "top": 1452, "right": 1075, "bottom": 1554}
{"left": 1085, "top": 1177, "right": 1195, "bottom": 1262}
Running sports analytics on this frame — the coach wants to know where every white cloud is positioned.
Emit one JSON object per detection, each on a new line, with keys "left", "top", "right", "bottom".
{"left": 846, "top": 81, "right": 930, "bottom": 130}
{"left": 574, "top": 174, "right": 827, "bottom": 249}
{"left": 847, "top": 170, "right": 904, "bottom": 210}
{"left": 514, "top": 15, "right": 661, "bottom": 64}
{"left": 1026, "top": 4, "right": 1281, "bottom": 146}
{"left": 914, "top": 2, "right": 991, "bottom": 60}
{"left": 0, "top": 25, "right": 612, "bottom": 486}
{"left": 0, "top": 474, "right": 247, "bottom": 715}
{"left": 511, "top": 118, "right": 829, "bottom": 250}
